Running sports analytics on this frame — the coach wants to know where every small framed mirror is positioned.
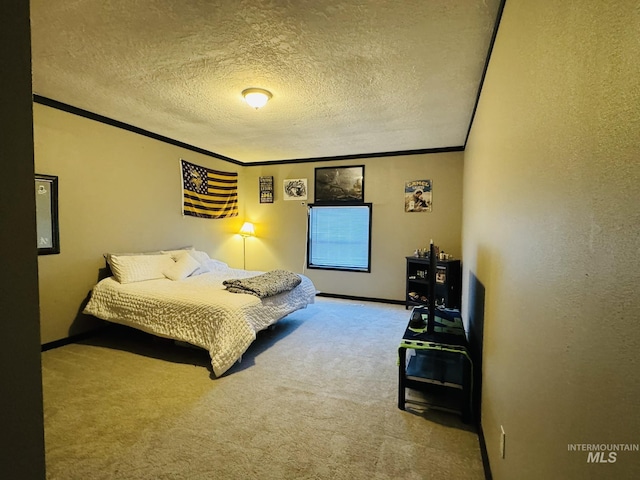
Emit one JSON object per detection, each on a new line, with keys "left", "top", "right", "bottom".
{"left": 35, "top": 174, "right": 60, "bottom": 255}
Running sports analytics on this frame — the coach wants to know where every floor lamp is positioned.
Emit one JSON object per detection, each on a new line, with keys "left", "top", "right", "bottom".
{"left": 239, "top": 222, "right": 255, "bottom": 270}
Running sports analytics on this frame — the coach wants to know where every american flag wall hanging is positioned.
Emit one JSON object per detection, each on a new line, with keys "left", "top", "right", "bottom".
{"left": 181, "top": 159, "right": 238, "bottom": 219}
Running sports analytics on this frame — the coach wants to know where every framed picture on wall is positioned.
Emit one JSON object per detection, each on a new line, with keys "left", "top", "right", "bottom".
{"left": 35, "top": 174, "right": 60, "bottom": 255}
{"left": 283, "top": 178, "right": 308, "bottom": 200}
{"left": 259, "top": 176, "right": 274, "bottom": 203}
{"left": 314, "top": 165, "right": 364, "bottom": 203}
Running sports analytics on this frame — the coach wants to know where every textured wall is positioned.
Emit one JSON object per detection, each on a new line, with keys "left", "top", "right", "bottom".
{"left": 34, "top": 105, "right": 248, "bottom": 344}
{"left": 244, "top": 152, "right": 463, "bottom": 301}
{"left": 34, "top": 101, "right": 463, "bottom": 342}
{"left": 463, "top": 0, "right": 640, "bottom": 478}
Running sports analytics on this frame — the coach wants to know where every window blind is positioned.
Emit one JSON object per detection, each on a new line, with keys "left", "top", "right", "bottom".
{"left": 307, "top": 204, "right": 371, "bottom": 272}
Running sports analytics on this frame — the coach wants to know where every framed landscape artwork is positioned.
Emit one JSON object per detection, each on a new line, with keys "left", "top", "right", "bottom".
{"left": 314, "top": 165, "right": 364, "bottom": 203}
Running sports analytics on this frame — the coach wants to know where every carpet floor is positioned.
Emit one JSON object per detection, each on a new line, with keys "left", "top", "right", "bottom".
{"left": 41, "top": 297, "right": 485, "bottom": 479}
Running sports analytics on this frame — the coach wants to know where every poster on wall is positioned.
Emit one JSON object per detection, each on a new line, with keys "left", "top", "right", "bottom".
{"left": 259, "top": 176, "right": 274, "bottom": 203}
{"left": 283, "top": 178, "right": 308, "bottom": 201}
{"left": 404, "top": 179, "right": 432, "bottom": 212}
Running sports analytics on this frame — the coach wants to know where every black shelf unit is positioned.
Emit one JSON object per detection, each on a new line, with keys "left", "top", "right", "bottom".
{"left": 405, "top": 256, "right": 461, "bottom": 309}
{"left": 398, "top": 306, "right": 473, "bottom": 422}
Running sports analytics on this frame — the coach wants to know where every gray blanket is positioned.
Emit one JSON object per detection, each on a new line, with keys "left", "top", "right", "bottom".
{"left": 223, "top": 270, "right": 302, "bottom": 298}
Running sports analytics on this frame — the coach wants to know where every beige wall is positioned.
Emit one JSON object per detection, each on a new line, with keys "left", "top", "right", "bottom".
{"left": 244, "top": 154, "right": 463, "bottom": 301}
{"left": 34, "top": 104, "right": 248, "bottom": 344}
{"left": 0, "top": 0, "right": 46, "bottom": 477}
{"left": 34, "top": 105, "right": 464, "bottom": 343}
{"left": 463, "top": 0, "right": 640, "bottom": 479}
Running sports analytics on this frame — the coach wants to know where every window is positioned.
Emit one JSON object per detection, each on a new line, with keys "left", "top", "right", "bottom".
{"left": 307, "top": 203, "right": 372, "bottom": 272}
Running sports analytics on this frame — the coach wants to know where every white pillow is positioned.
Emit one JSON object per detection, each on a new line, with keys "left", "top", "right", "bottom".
{"left": 203, "top": 258, "right": 229, "bottom": 272}
{"left": 104, "top": 250, "right": 163, "bottom": 266}
{"left": 163, "top": 251, "right": 201, "bottom": 281}
{"left": 161, "top": 249, "right": 218, "bottom": 276}
{"left": 189, "top": 250, "right": 209, "bottom": 262}
{"left": 109, "top": 254, "right": 174, "bottom": 284}
{"left": 186, "top": 250, "right": 211, "bottom": 275}
{"left": 161, "top": 247, "right": 195, "bottom": 260}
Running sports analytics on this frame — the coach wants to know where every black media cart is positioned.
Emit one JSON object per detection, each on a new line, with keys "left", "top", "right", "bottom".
{"left": 398, "top": 306, "right": 473, "bottom": 423}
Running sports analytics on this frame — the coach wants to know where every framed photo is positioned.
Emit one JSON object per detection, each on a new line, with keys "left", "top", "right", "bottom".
{"left": 283, "top": 178, "right": 308, "bottom": 201}
{"left": 436, "top": 266, "right": 447, "bottom": 284}
{"left": 35, "top": 174, "right": 60, "bottom": 255}
{"left": 314, "top": 165, "right": 364, "bottom": 203}
{"left": 259, "top": 176, "right": 274, "bottom": 203}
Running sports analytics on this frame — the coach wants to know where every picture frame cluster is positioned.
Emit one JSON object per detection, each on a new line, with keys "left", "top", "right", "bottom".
{"left": 260, "top": 166, "right": 366, "bottom": 204}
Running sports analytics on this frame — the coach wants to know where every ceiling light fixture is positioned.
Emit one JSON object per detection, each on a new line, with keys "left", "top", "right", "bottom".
{"left": 242, "top": 88, "right": 272, "bottom": 109}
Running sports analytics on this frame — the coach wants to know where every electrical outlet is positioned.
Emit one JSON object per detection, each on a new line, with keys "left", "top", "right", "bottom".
{"left": 500, "top": 425, "right": 506, "bottom": 459}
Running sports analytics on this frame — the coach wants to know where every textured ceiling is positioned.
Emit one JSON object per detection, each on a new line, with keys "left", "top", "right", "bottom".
{"left": 30, "top": 0, "right": 502, "bottom": 164}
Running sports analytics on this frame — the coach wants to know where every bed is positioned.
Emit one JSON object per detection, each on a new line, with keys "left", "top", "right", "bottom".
{"left": 83, "top": 248, "right": 316, "bottom": 376}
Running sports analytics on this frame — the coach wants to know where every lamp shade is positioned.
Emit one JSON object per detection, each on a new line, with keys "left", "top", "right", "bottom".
{"left": 242, "top": 88, "right": 272, "bottom": 109}
{"left": 239, "top": 222, "right": 255, "bottom": 237}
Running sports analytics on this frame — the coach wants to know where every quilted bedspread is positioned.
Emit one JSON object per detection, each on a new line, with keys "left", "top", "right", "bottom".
{"left": 83, "top": 268, "right": 316, "bottom": 376}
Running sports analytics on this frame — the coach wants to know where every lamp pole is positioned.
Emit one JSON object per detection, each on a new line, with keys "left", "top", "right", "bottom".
{"left": 242, "top": 234, "right": 247, "bottom": 270}
{"left": 238, "top": 222, "right": 255, "bottom": 270}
